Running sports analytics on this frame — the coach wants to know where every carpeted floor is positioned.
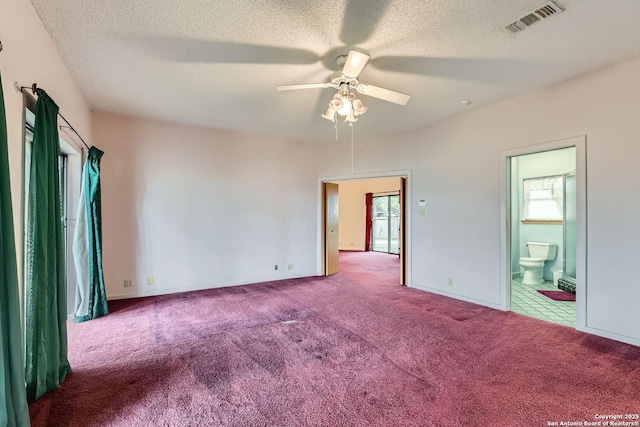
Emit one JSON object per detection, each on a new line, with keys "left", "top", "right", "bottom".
{"left": 29, "top": 251, "right": 640, "bottom": 426}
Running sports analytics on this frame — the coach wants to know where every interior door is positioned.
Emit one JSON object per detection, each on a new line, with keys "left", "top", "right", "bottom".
{"left": 399, "top": 177, "right": 406, "bottom": 285}
{"left": 323, "top": 182, "right": 339, "bottom": 275}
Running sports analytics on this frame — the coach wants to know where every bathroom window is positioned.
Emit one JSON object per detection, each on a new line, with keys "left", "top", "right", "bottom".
{"left": 521, "top": 176, "right": 563, "bottom": 224}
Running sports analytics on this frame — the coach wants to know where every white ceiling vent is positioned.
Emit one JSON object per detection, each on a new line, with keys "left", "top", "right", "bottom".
{"left": 505, "top": 1, "right": 564, "bottom": 34}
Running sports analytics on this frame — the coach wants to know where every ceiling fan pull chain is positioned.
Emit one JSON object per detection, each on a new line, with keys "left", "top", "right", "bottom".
{"left": 335, "top": 121, "right": 338, "bottom": 140}
{"left": 351, "top": 122, "right": 354, "bottom": 174}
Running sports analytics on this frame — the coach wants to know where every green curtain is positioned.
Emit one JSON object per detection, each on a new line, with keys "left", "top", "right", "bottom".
{"left": 0, "top": 72, "right": 31, "bottom": 426}
{"left": 24, "top": 90, "right": 71, "bottom": 401}
{"left": 73, "top": 147, "right": 108, "bottom": 322}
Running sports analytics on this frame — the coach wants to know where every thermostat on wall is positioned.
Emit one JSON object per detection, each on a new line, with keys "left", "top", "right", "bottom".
{"left": 418, "top": 199, "right": 427, "bottom": 207}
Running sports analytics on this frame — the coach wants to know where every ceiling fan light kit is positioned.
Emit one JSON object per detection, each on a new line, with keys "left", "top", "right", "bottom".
{"left": 277, "top": 50, "right": 410, "bottom": 129}
{"left": 324, "top": 83, "right": 364, "bottom": 123}
{"left": 353, "top": 99, "right": 367, "bottom": 115}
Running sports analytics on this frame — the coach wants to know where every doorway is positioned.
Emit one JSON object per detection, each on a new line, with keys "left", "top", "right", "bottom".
{"left": 499, "top": 135, "right": 586, "bottom": 330}
{"left": 509, "top": 147, "right": 576, "bottom": 327}
{"left": 321, "top": 174, "right": 409, "bottom": 285}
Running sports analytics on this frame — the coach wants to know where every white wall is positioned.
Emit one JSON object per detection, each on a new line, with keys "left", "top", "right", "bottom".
{"left": 5, "top": 0, "right": 639, "bottom": 347}
{"left": 338, "top": 177, "right": 400, "bottom": 251}
{"left": 0, "top": 0, "right": 91, "bottom": 293}
{"left": 316, "top": 55, "right": 640, "bottom": 346}
{"left": 516, "top": 147, "right": 576, "bottom": 280}
{"left": 93, "top": 112, "right": 318, "bottom": 299}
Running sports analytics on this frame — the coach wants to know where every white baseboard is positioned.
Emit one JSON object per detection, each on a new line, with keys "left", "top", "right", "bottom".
{"left": 408, "top": 283, "right": 501, "bottom": 310}
{"left": 107, "top": 271, "right": 319, "bottom": 301}
{"left": 578, "top": 325, "right": 640, "bottom": 348}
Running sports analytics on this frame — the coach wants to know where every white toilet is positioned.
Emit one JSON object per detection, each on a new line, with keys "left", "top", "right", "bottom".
{"left": 519, "top": 242, "right": 557, "bottom": 285}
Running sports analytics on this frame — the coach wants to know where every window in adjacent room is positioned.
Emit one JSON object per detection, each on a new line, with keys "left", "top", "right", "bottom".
{"left": 372, "top": 193, "right": 400, "bottom": 254}
{"left": 521, "top": 175, "right": 563, "bottom": 224}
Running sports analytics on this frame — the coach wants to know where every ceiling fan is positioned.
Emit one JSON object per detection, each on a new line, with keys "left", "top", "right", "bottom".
{"left": 277, "top": 50, "right": 411, "bottom": 124}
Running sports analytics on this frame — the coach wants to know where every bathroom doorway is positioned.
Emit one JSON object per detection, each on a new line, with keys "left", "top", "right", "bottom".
{"left": 508, "top": 147, "right": 577, "bottom": 327}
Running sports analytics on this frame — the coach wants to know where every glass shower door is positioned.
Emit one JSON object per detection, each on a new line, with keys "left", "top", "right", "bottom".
{"left": 564, "top": 174, "right": 577, "bottom": 280}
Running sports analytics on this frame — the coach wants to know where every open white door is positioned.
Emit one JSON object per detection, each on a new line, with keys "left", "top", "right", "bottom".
{"left": 323, "top": 182, "right": 339, "bottom": 276}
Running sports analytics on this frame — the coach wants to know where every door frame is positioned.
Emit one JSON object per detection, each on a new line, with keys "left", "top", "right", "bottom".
{"left": 499, "top": 135, "right": 587, "bottom": 330}
{"left": 317, "top": 170, "right": 412, "bottom": 285}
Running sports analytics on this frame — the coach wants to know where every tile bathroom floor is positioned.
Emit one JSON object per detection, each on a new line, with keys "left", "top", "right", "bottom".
{"left": 511, "top": 275, "right": 576, "bottom": 327}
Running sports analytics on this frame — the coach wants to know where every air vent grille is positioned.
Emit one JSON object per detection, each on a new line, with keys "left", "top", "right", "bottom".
{"left": 535, "top": 4, "right": 561, "bottom": 18}
{"left": 520, "top": 13, "right": 541, "bottom": 27}
{"left": 505, "top": 1, "right": 564, "bottom": 34}
{"left": 505, "top": 21, "right": 527, "bottom": 33}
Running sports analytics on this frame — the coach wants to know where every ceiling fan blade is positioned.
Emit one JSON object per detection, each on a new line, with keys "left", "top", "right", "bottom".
{"left": 133, "top": 36, "right": 320, "bottom": 65}
{"left": 342, "top": 51, "right": 370, "bottom": 79}
{"left": 370, "top": 56, "right": 527, "bottom": 83}
{"left": 340, "top": 0, "right": 393, "bottom": 45}
{"left": 277, "top": 83, "right": 335, "bottom": 91}
{"left": 356, "top": 84, "right": 411, "bottom": 105}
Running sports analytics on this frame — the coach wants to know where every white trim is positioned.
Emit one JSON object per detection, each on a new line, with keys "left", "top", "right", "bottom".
{"left": 59, "top": 136, "right": 83, "bottom": 319}
{"left": 59, "top": 135, "right": 83, "bottom": 157}
{"left": 373, "top": 191, "right": 400, "bottom": 197}
{"left": 410, "top": 283, "right": 501, "bottom": 310}
{"left": 317, "top": 170, "right": 412, "bottom": 286}
{"left": 107, "top": 271, "right": 317, "bottom": 301}
{"left": 499, "top": 135, "right": 587, "bottom": 327}
{"left": 59, "top": 127, "right": 86, "bottom": 156}
{"left": 577, "top": 327, "right": 640, "bottom": 347}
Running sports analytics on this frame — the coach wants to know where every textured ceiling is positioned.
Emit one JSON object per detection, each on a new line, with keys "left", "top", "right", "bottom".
{"left": 30, "top": 0, "right": 640, "bottom": 142}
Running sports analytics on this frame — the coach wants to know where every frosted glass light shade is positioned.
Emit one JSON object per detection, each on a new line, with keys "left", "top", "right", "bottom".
{"left": 337, "top": 97, "right": 352, "bottom": 116}
{"left": 353, "top": 98, "right": 368, "bottom": 115}
{"left": 329, "top": 98, "right": 344, "bottom": 112}
{"left": 322, "top": 108, "right": 336, "bottom": 121}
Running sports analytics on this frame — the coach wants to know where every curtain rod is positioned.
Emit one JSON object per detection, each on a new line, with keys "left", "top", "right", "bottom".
{"left": 19, "top": 83, "right": 90, "bottom": 150}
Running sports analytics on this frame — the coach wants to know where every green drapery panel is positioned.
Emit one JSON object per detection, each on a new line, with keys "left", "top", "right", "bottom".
{"left": 73, "top": 147, "right": 108, "bottom": 322}
{"left": 25, "top": 90, "right": 71, "bottom": 401}
{"left": 0, "top": 72, "right": 31, "bottom": 426}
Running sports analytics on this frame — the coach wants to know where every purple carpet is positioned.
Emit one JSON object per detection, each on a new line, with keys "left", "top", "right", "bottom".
{"left": 29, "top": 251, "right": 640, "bottom": 426}
{"left": 537, "top": 290, "right": 576, "bottom": 301}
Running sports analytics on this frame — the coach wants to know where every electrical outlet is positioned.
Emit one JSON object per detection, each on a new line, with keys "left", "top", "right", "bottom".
{"left": 124, "top": 279, "right": 133, "bottom": 288}
{"left": 288, "top": 264, "right": 294, "bottom": 270}
{"left": 147, "top": 276, "right": 154, "bottom": 285}
{"left": 448, "top": 278, "right": 454, "bottom": 286}
{"left": 274, "top": 265, "right": 279, "bottom": 271}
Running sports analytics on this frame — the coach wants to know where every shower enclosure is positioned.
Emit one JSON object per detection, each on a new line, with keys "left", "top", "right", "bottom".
{"left": 559, "top": 172, "right": 577, "bottom": 293}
